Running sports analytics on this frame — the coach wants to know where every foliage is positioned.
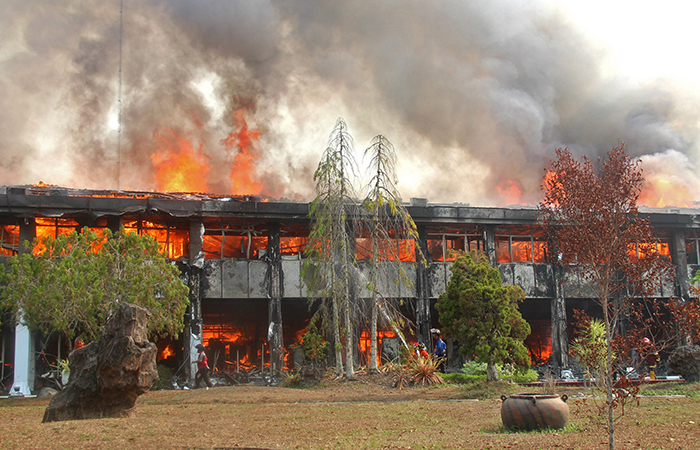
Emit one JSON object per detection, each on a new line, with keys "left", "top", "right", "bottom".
{"left": 280, "top": 371, "right": 303, "bottom": 388}
{"left": 386, "top": 355, "right": 444, "bottom": 388}
{"left": 303, "top": 117, "right": 359, "bottom": 379}
{"left": 436, "top": 250, "right": 531, "bottom": 381}
{"left": 0, "top": 227, "right": 190, "bottom": 343}
{"left": 668, "top": 277, "right": 700, "bottom": 344}
{"left": 570, "top": 313, "right": 609, "bottom": 384}
{"left": 442, "top": 362, "right": 538, "bottom": 384}
{"left": 538, "top": 145, "right": 672, "bottom": 450}
{"left": 359, "top": 134, "right": 424, "bottom": 373}
{"left": 499, "top": 364, "right": 539, "bottom": 383}
{"left": 296, "top": 317, "right": 328, "bottom": 365}
{"left": 405, "top": 354, "right": 444, "bottom": 386}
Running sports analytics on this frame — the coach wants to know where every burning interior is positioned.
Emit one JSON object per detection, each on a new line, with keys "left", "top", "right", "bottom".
{"left": 0, "top": 185, "right": 696, "bottom": 392}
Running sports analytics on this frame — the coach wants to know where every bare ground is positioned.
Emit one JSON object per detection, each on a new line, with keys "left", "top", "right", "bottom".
{"left": 1, "top": 374, "right": 699, "bottom": 449}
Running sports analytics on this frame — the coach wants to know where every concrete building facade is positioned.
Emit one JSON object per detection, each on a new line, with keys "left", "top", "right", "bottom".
{"left": 1, "top": 185, "right": 697, "bottom": 394}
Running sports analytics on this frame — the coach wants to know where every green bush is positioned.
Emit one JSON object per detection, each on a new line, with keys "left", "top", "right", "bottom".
{"left": 442, "top": 361, "right": 538, "bottom": 384}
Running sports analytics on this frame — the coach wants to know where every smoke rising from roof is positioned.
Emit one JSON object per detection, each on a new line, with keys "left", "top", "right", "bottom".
{"left": 1, "top": 0, "right": 698, "bottom": 206}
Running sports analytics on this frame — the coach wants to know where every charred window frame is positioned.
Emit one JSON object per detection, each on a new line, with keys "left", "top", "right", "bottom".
{"left": 280, "top": 223, "right": 309, "bottom": 259}
{"left": 355, "top": 226, "right": 417, "bottom": 262}
{"left": 0, "top": 223, "right": 20, "bottom": 256}
{"left": 202, "top": 222, "right": 268, "bottom": 260}
{"left": 628, "top": 231, "right": 671, "bottom": 263}
{"left": 495, "top": 225, "right": 547, "bottom": 263}
{"left": 35, "top": 217, "right": 81, "bottom": 239}
{"left": 123, "top": 218, "right": 189, "bottom": 260}
{"left": 685, "top": 231, "right": 700, "bottom": 265}
{"left": 426, "top": 226, "right": 483, "bottom": 262}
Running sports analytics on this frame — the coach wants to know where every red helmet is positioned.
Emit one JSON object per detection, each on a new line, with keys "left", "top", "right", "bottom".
{"left": 642, "top": 337, "right": 651, "bottom": 344}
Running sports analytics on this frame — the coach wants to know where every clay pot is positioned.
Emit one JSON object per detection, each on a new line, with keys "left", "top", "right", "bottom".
{"left": 500, "top": 393, "right": 569, "bottom": 431}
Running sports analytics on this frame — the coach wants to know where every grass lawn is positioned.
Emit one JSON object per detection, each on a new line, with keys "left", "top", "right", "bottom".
{"left": 1, "top": 378, "right": 699, "bottom": 449}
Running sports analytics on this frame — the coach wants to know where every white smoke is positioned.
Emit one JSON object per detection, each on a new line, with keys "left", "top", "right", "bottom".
{"left": 0, "top": 0, "right": 698, "bottom": 205}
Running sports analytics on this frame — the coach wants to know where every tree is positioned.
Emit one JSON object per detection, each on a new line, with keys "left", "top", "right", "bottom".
{"left": 436, "top": 250, "right": 531, "bottom": 381}
{"left": 0, "top": 227, "right": 190, "bottom": 346}
{"left": 360, "top": 135, "right": 424, "bottom": 373}
{"left": 570, "top": 313, "right": 608, "bottom": 385}
{"left": 304, "top": 118, "right": 359, "bottom": 379}
{"left": 538, "top": 145, "right": 670, "bottom": 450}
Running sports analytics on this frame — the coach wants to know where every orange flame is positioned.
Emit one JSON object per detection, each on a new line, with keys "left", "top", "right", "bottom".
{"left": 359, "top": 330, "right": 396, "bottom": 367}
{"left": 151, "top": 129, "right": 210, "bottom": 193}
{"left": 281, "top": 236, "right": 308, "bottom": 256}
{"left": 524, "top": 320, "right": 552, "bottom": 366}
{"left": 640, "top": 175, "right": 694, "bottom": 208}
{"left": 496, "top": 179, "right": 523, "bottom": 205}
{"left": 158, "top": 343, "right": 175, "bottom": 361}
{"left": 221, "top": 109, "right": 263, "bottom": 195}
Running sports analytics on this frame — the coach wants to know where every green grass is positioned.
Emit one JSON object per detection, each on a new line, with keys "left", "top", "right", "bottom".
{"left": 487, "top": 423, "right": 586, "bottom": 434}
{"left": 638, "top": 380, "right": 700, "bottom": 398}
{"left": 456, "top": 380, "right": 522, "bottom": 399}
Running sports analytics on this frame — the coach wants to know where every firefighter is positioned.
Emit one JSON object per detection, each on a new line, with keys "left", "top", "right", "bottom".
{"left": 431, "top": 328, "right": 447, "bottom": 373}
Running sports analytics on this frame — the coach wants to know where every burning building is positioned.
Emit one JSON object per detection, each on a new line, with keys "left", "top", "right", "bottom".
{"left": 1, "top": 184, "right": 697, "bottom": 395}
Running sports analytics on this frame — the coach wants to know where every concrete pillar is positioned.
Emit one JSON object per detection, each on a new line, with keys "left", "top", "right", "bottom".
{"left": 415, "top": 225, "right": 431, "bottom": 350}
{"left": 11, "top": 218, "right": 36, "bottom": 396}
{"left": 670, "top": 230, "right": 690, "bottom": 301}
{"left": 550, "top": 265, "right": 569, "bottom": 369}
{"left": 267, "top": 222, "right": 284, "bottom": 375}
{"left": 187, "top": 220, "right": 204, "bottom": 385}
{"left": 484, "top": 226, "right": 497, "bottom": 267}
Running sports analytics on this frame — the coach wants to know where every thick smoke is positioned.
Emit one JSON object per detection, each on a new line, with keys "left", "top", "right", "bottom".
{"left": 0, "top": 0, "right": 697, "bottom": 206}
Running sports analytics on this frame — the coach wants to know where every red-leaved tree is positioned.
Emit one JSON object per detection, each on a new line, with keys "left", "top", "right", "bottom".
{"left": 538, "top": 145, "right": 671, "bottom": 450}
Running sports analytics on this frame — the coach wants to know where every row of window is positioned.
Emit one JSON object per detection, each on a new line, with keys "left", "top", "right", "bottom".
{"left": 0, "top": 218, "right": 678, "bottom": 264}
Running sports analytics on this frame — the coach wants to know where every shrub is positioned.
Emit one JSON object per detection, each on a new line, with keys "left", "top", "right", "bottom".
{"left": 406, "top": 355, "right": 444, "bottom": 386}
{"left": 442, "top": 361, "right": 538, "bottom": 384}
{"left": 280, "top": 371, "right": 302, "bottom": 388}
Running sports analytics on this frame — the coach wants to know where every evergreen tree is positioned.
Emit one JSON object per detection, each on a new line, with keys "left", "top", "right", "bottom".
{"left": 304, "top": 118, "right": 359, "bottom": 378}
{"left": 360, "top": 135, "right": 424, "bottom": 373}
{"left": 437, "top": 250, "right": 530, "bottom": 381}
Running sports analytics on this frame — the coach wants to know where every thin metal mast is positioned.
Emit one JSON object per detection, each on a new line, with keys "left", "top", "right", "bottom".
{"left": 117, "top": 0, "right": 123, "bottom": 190}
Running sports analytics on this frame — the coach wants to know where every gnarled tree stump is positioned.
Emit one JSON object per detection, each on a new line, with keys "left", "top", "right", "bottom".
{"left": 42, "top": 303, "right": 158, "bottom": 422}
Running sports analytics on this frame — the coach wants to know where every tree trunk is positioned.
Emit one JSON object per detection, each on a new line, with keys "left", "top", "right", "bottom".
{"left": 603, "top": 296, "right": 615, "bottom": 450}
{"left": 369, "top": 296, "right": 378, "bottom": 374}
{"left": 344, "top": 290, "right": 355, "bottom": 379}
{"left": 332, "top": 296, "right": 343, "bottom": 378}
{"left": 486, "top": 362, "right": 499, "bottom": 381}
{"left": 551, "top": 266, "right": 569, "bottom": 368}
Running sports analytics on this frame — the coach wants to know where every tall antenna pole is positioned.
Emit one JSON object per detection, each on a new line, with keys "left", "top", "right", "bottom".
{"left": 117, "top": 0, "right": 123, "bottom": 190}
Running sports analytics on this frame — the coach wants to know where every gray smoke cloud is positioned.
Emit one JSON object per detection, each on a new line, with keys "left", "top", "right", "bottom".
{"left": 1, "top": 0, "right": 698, "bottom": 206}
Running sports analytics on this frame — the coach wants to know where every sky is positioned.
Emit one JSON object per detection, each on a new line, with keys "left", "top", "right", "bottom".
{"left": 1, "top": 0, "right": 699, "bottom": 207}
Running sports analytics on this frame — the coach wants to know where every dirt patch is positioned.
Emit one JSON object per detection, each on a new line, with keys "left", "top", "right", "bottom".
{"left": 1, "top": 374, "right": 699, "bottom": 449}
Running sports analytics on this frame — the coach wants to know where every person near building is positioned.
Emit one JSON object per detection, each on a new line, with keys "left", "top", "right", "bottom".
{"left": 641, "top": 337, "right": 660, "bottom": 380}
{"left": 431, "top": 328, "right": 447, "bottom": 372}
{"left": 413, "top": 342, "right": 430, "bottom": 360}
{"left": 193, "top": 343, "right": 213, "bottom": 390}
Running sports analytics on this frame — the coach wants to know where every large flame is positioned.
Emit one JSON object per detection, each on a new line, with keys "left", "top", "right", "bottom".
{"left": 496, "top": 179, "right": 523, "bottom": 205}
{"left": 221, "top": 109, "right": 263, "bottom": 195}
{"left": 640, "top": 175, "right": 695, "bottom": 208}
{"left": 151, "top": 129, "right": 210, "bottom": 193}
